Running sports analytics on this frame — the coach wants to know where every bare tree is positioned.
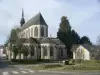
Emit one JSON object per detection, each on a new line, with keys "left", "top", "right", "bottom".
{"left": 96, "top": 34, "right": 100, "bottom": 45}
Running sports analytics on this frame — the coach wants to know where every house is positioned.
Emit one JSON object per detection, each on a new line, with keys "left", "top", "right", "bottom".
{"left": 0, "top": 45, "right": 6, "bottom": 57}
{"left": 71, "top": 44, "right": 100, "bottom": 60}
{"left": 6, "top": 10, "right": 67, "bottom": 60}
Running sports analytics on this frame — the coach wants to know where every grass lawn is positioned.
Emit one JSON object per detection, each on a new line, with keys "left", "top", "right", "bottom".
{"left": 28, "top": 61, "right": 100, "bottom": 72}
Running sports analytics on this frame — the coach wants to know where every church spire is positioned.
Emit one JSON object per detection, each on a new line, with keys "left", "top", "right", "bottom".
{"left": 20, "top": 8, "right": 25, "bottom": 27}
{"left": 22, "top": 8, "right": 24, "bottom": 18}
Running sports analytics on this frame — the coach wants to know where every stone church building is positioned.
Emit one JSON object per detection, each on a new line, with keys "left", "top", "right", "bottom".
{"left": 15, "top": 10, "right": 67, "bottom": 60}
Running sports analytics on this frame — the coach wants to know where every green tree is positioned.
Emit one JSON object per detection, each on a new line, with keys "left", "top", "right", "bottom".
{"left": 16, "top": 38, "right": 23, "bottom": 60}
{"left": 7, "top": 28, "right": 21, "bottom": 60}
{"left": 80, "top": 36, "right": 92, "bottom": 45}
{"left": 71, "top": 30, "right": 80, "bottom": 44}
{"left": 12, "top": 45, "right": 18, "bottom": 59}
{"left": 4, "top": 37, "right": 9, "bottom": 47}
{"left": 22, "top": 46, "right": 29, "bottom": 59}
{"left": 9, "top": 29, "right": 18, "bottom": 44}
{"left": 57, "top": 16, "right": 73, "bottom": 58}
{"left": 58, "top": 16, "right": 71, "bottom": 32}
{"left": 97, "top": 34, "right": 100, "bottom": 45}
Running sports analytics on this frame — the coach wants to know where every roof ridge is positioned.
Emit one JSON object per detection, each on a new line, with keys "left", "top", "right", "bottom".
{"left": 21, "top": 12, "right": 47, "bottom": 30}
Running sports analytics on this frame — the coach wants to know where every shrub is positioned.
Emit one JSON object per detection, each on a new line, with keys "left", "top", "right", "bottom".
{"left": 11, "top": 59, "right": 37, "bottom": 64}
{"left": 69, "top": 59, "right": 75, "bottom": 65}
{"left": 37, "top": 59, "right": 50, "bottom": 62}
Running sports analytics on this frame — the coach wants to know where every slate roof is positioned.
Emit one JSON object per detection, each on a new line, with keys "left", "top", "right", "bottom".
{"left": 40, "top": 37, "right": 56, "bottom": 44}
{"left": 20, "top": 38, "right": 40, "bottom": 44}
{"left": 40, "top": 37, "right": 65, "bottom": 45}
{"left": 20, "top": 37, "right": 65, "bottom": 45}
{"left": 51, "top": 38, "right": 65, "bottom": 45}
{"left": 21, "top": 12, "right": 47, "bottom": 30}
{"left": 71, "top": 44, "right": 100, "bottom": 52}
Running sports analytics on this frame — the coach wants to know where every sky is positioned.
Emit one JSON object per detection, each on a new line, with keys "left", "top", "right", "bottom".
{"left": 0, "top": 0, "right": 100, "bottom": 45}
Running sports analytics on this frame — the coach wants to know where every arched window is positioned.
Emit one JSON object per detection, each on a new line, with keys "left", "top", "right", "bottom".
{"left": 26, "top": 30, "right": 28, "bottom": 38}
{"left": 23, "top": 32, "right": 25, "bottom": 38}
{"left": 30, "top": 46, "right": 34, "bottom": 56}
{"left": 44, "top": 46, "right": 47, "bottom": 56}
{"left": 27, "top": 30, "right": 28, "bottom": 38}
{"left": 31, "top": 28, "right": 33, "bottom": 37}
{"left": 22, "top": 32, "right": 23, "bottom": 38}
{"left": 29, "top": 29, "right": 30, "bottom": 37}
{"left": 41, "top": 27, "right": 44, "bottom": 36}
{"left": 21, "top": 32, "right": 23, "bottom": 38}
{"left": 50, "top": 46, "right": 53, "bottom": 56}
{"left": 60, "top": 47, "right": 63, "bottom": 56}
{"left": 34, "top": 27, "right": 38, "bottom": 37}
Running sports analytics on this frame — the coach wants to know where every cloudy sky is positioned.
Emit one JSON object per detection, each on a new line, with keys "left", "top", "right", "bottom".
{"left": 0, "top": 0, "right": 100, "bottom": 45}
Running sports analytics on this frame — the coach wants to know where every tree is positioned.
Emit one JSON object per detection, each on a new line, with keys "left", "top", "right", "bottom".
{"left": 22, "top": 46, "right": 29, "bottom": 59}
{"left": 4, "top": 37, "right": 9, "bottom": 47}
{"left": 96, "top": 34, "right": 100, "bottom": 45}
{"left": 12, "top": 45, "right": 19, "bottom": 59}
{"left": 71, "top": 30, "right": 80, "bottom": 44}
{"left": 80, "top": 36, "right": 92, "bottom": 45}
{"left": 58, "top": 16, "right": 71, "bottom": 32}
{"left": 9, "top": 29, "right": 18, "bottom": 44}
{"left": 16, "top": 38, "right": 23, "bottom": 60}
{"left": 6, "top": 28, "right": 21, "bottom": 60}
{"left": 57, "top": 16, "right": 73, "bottom": 58}
{"left": 9, "top": 28, "right": 21, "bottom": 44}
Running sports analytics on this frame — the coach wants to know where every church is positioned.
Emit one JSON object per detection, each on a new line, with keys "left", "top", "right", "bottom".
{"left": 16, "top": 10, "right": 67, "bottom": 60}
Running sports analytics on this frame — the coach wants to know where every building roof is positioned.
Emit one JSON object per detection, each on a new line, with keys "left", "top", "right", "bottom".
{"left": 21, "top": 12, "right": 47, "bottom": 30}
{"left": 40, "top": 37, "right": 56, "bottom": 44}
{"left": 19, "top": 37, "right": 65, "bottom": 45}
{"left": 0, "top": 45, "right": 4, "bottom": 49}
{"left": 71, "top": 44, "right": 100, "bottom": 52}
{"left": 40, "top": 37, "right": 65, "bottom": 45}
{"left": 51, "top": 38, "right": 65, "bottom": 45}
{"left": 20, "top": 38, "right": 40, "bottom": 44}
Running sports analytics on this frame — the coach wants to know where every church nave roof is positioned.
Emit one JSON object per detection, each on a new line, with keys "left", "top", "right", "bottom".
{"left": 21, "top": 12, "right": 47, "bottom": 30}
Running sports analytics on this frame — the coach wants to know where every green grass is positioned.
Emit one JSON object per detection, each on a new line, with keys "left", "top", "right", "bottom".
{"left": 29, "top": 64, "right": 63, "bottom": 70}
{"left": 29, "top": 60, "right": 100, "bottom": 71}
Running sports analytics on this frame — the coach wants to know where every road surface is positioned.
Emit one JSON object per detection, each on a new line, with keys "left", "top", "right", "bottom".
{"left": 0, "top": 57, "right": 100, "bottom": 75}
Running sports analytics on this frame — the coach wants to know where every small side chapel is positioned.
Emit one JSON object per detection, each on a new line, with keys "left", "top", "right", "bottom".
{"left": 16, "top": 10, "right": 67, "bottom": 60}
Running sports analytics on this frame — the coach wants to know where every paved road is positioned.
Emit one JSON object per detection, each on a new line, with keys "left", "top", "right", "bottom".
{"left": 0, "top": 57, "right": 100, "bottom": 75}
{"left": 0, "top": 57, "right": 72, "bottom": 75}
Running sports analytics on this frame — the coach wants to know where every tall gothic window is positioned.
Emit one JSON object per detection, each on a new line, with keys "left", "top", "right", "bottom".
{"left": 60, "top": 47, "right": 63, "bottom": 56}
{"left": 41, "top": 27, "right": 44, "bottom": 37}
{"left": 29, "top": 29, "right": 30, "bottom": 37}
{"left": 50, "top": 46, "right": 53, "bottom": 56}
{"left": 31, "top": 28, "right": 33, "bottom": 37}
{"left": 23, "top": 32, "right": 25, "bottom": 38}
{"left": 44, "top": 46, "right": 47, "bottom": 56}
{"left": 26, "top": 30, "right": 28, "bottom": 38}
{"left": 30, "top": 46, "right": 34, "bottom": 56}
{"left": 34, "top": 27, "right": 38, "bottom": 37}
{"left": 27, "top": 29, "right": 29, "bottom": 38}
